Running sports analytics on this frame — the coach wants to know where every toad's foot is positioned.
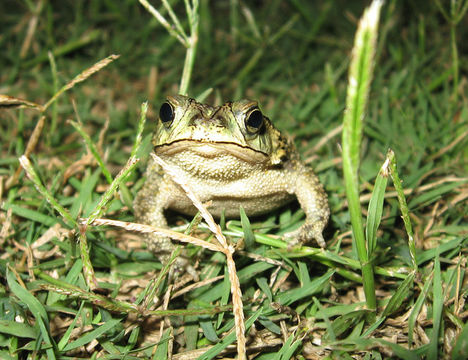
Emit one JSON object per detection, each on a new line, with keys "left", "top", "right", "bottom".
{"left": 284, "top": 222, "right": 326, "bottom": 249}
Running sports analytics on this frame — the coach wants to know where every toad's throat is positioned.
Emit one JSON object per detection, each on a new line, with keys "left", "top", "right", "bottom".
{"left": 155, "top": 139, "right": 268, "bottom": 163}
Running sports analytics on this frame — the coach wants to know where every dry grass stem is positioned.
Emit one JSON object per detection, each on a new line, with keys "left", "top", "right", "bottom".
{"left": 138, "top": 0, "right": 186, "bottom": 46}
{"left": 171, "top": 275, "right": 224, "bottom": 299}
{"left": 439, "top": 187, "right": 468, "bottom": 216}
{"left": 20, "top": 0, "right": 45, "bottom": 58}
{"left": 238, "top": 251, "right": 291, "bottom": 268}
{"left": 357, "top": 175, "right": 468, "bottom": 203}
{"left": 311, "top": 124, "right": 343, "bottom": 154}
{"left": 151, "top": 154, "right": 228, "bottom": 248}
{"left": 62, "top": 153, "right": 95, "bottom": 183}
{"left": 0, "top": 94, "right": 43, "bottom": 110}
{"left": 429, "top": 128, "right": 468, "bottom": 161}
{"left": 87, "top": 218, "right": 223, "bottom": 253}
{"left": 151, "top": 153, "right": 247, "bottom": 359}
{"left": 43, "top": 54, "right": 120, "bottom": 111}
{"left": 7, "top": 115, "right": 46, "bottom": 188}
{"left": 97, "top": 117, "right": 110, "bottom": 153}
{"left": 0, "top": 208, "right": 12, "bottom": 245}
{"left": 148, "top": 66, "right": 158, "bottom": 101}
{"left": 63, "top": 54, "right": 120, "bottom": 92}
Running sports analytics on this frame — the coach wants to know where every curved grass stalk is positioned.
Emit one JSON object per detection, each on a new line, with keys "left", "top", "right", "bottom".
{"left": 342, "top": 0, "right": 383, "bottom": 311}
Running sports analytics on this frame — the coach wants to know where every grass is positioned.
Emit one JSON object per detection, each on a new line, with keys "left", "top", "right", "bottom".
{"left": 1, "top": 0, "right": 467, "bottom": 359}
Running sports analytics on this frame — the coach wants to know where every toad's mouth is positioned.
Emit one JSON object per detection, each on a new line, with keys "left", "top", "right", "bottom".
{"left": 155, "top": 139, "right": 268, "bottom": 163}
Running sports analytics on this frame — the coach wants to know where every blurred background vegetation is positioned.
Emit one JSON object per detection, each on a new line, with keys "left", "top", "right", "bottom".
{"left": 2, "top": 0, "right": 466, "bottom": 179}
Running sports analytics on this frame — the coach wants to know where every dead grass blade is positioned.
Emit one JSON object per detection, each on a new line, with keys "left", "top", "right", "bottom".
{"left": 20, "top": 0, "right": 45, "bottom": 58}
{"left": 151, "top": 153, "right": 247, "bottom": 360}
{"left": 6, "top": 115, "right": 46, "bottom": 189}
{"left": 43, "top": 54, "right": 120, "bottom": 111}
{"left": 87, "top": 218, "right": 223, "bottom": 253}
{"left": 0, "top": 94, "right": 43, "bottom": 111}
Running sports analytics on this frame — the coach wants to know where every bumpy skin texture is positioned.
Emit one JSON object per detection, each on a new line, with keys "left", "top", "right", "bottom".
{"left": 134, "top": 95, "right": 329, "bottom": 263}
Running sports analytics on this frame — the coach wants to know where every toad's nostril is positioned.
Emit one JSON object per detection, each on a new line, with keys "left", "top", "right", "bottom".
{"left": 190, "top": 114, "right": 226, "bottom": 127}
{"left": 211, "top": 116, "right": 225, "bottom": 126}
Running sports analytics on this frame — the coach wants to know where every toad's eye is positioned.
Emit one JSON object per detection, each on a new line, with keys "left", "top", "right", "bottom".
{"left": 245, "top": 109, "right": 263, "bottom": 134}
{"left": 159, "top": 102, "right": 174, "bottom": 124}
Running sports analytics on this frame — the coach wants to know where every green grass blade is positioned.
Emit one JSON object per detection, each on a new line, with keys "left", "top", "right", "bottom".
{"left": 361, "top": 316, "right": 386, "bottom": 338}
{"left": 47, "top": 51, "right": 59, "bottom": 140}
{"left": 200, "top": 317, "right": 219, "bottom": 342}
{"left": 275, "top": 270, "right": 334, "bottom": 306}
{"left": 387, "top": 149, "right": 417, "bottom": 270}
{"left": 215, "top": 265, "right": 231, "bottom": 330}
{"left": 42, "top": 54, "right": 119, "bottom": 111}
{"left": 78, "top": 230, "right": 98, "bottom": 290}
{"left": 85, "top": 156, "right": 139, "bottom": 224}
{"left": 341, "top": 0, "right": 383, "bottom": 310}
{"left": 2, "top": 203, "right": 57, "bottom": 227}
{"left": 61, "top": 318, "right": 122, "bottom": 352}
{"left": 70, "top": 168, "right": 101, "bottom": 218}
{"left": 196, "top": 262, "right": 273, "bottom": 303}
{"left": 162, "top": 0, "right": 188, "bottom": 40}
{"left": 36, "top": 270, "right": 137, "bottom": 313}
{"left": 196, "top": 308, "right": 262, "bottom": 360}
{"left": 57, "top": 301, "right": 85, "bottom": 351}
{"left": 408, "top": 271, "right": 432, "bottom": 347}
{"left": 256, "top": 278, "right": 273, "bottom": 303}
{"left": 69, "top": 120, "right": 113, "bottom": 184}
{"left": 138, "top": 0, "right": 187, "bottom": 46}
{"left": 239, "top": 206, "right": 255, "bottom": 249}
{"left": 330, "top": 310, "right": 368, "bottom": 340}
{"left": 428, "top": 255, "right": 443, "bottom": 360}
{"left": 314, "top": 297, "right": 336, "bottom": 342}
{"left": 179, "top": 0, "right": 199, "bottom": 95}
{"left": 124, "top": 325, "right": 140, "bottom": 353}
{"left": 365, "top": 157, "right": 389, "bottom": 255}
{"left": 376, "top": 340, "right": 419, "bottom": 360}
{"left": 452, "top": 321, "right": 468, "bottom": 359}
{"left": 0, "top": 320, "right": 38, "bottom": 339}
{"left": 153, "top": 327, "right": 171, "bottom": 360}
{"left": 84, "top": 102, "right": 145, "bottom": 224}
{"left": 382, "top": 272, "right": 414, "bottom": 317}
{"left": 274, "top": 332, "right": 300, "bottom": 360}
{"left": 19, "top": 156, "right": 77, "bottom": 227}
{"left": 6, "top": 268, "right": 56, "bottom": 359}
{"left": 130, "top": 102, "right": 148, "bottom": 158}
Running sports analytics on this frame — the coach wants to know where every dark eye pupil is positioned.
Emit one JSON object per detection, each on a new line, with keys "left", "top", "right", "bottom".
{"left": 159, "top": 102, "right": 174, "bottom": 123}
{"left": 246, "top": 110, "right": 263, "bottom": 130}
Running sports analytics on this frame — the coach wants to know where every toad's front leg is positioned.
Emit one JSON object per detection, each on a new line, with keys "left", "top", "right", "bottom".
{"left": 134, "top": 172, "right": 176, "bottom": 261}
{"left": 285, "top": 167, "right": 329, "bottom": 248}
